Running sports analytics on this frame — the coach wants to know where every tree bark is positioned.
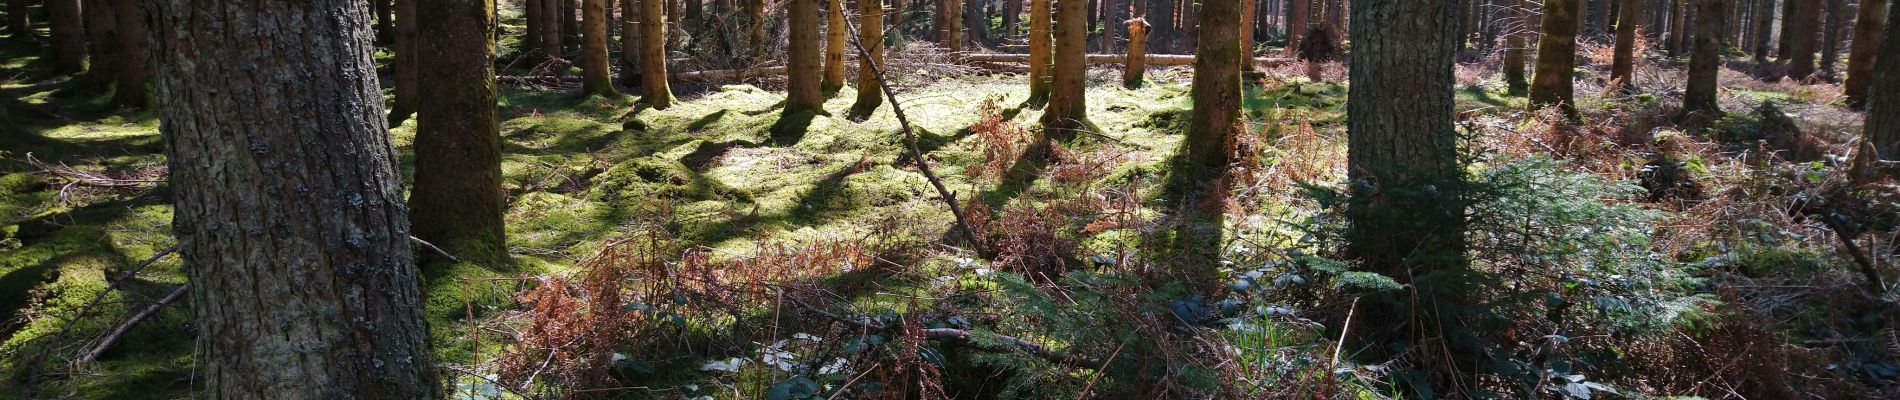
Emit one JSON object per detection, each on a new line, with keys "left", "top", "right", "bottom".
{"left": 1532, "top": 0, "right": 1580, "bottom": 112}
{"left": 142, "top": 0, "right": 441, "bottom": 397}
{"left": 642, "top": 0, "right": 676, "bottom": 108}
{"left": 544, "top": 0, "right": 566, "bottom": 59}
{"left": 1667, "top": 0, "right": 1687, "bottom": 53}
{"left": 582, "top": 0, "right": 616, "bottom": 95}
{"left": 940, "top": 0, "right": 964, "bottom": 51}
{"left": 83, "top": 0, "right": 120, "bottom": 89}
{"left": 1683, "top": 0, "right": 1722, "bottom": 115}
{"left": 1783, "top": 0, "right": 1820, "bottom": 79}
{"left": 1287, "top": 0, "right": 1309, "bottom": 54}
{"left": 49, "top": 0, "right": 85, "bottom": 74}
{"left": 822, "top": 0, "right": 848, "bottom": 95}
{"left": 376, "top": 0, "right": 394, "bottom": 44}
{"left": 414, "top": 0, "right": 508, "bottom": 269}
{"left": 1844, "top": 0, "right": 1887, "bottom": 109}
{"left": 393, "top": 0, "right": 420, "bottom": 122}
{"left": 1176, "top": 0, "right": 1240, "bottom": 285}
{"left": 623, "top": 0, "right": 643, "bottom": 92}
{"left": 849, "top": 0, "right": 885, "bottom": 119}
{"left": 1505, "top": 0, "right": 1530, "bottom": 95}
{"left": 787, "top": 0, "right": 825, "bottom": 114}
{"left": 1868, "top": 0, "right": 1900, "bottom": 159}
{"left": 1028, "top": 0, "right": 1054, "bottom": 105}
{"left": 7, "top": 0, "right": 26, "bottom": 36}
{"left": 111, "top": 0, "right": 150, "bottom": 109}
{"left": 1124, "top": 18, "right": 1149, "bottom": 87}
{"left": 1753, "top": 0, "right": 1776, "bottom": 61}
{"left": 1611, "top": 0, "right": 1641, "bottom": 83}
{"left": 1040, "top": 0, "right": 1088, "bottom": 138}
{"left": 1240, "top": 0, "right": 1256, "bottom": 70}
{"left": 1347, "top": 0, "right": 1472, "bottom": 394}
{"left": 529, "top": 0, "right": 547, "bottom": 56}
{"left": 1817, "top": 0, "right": 1845, "bottom": 76}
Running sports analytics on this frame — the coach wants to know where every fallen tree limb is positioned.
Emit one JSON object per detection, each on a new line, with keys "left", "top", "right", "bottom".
{"left": 74, "top": 283, "right": 189, "bottom": 364}
{"left": 498, "top": 53, "right": 1289, "bottom": 85}
{"left": 23, "top": 245, "right": 177, "bottom": 398}
{"left": 785, "top": 294, "right": 1099, "bottom": 369}
{"left": 963, "top": 53, "right": 1292, "bottom": 67}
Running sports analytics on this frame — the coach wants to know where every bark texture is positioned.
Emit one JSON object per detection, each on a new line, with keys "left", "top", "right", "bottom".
{"left": 1683, "top": 0, "right": 1723, "bottom": 115}
{"left": 1347, "top": 0, "right": 1472, "bottom": 394}
{"left": 544, "top": 0, "right": 566, "bottom": 59}
{"left": 1028, "top": 0, "right": 1054, "bottom": 105}
{"left": 1844, "top": 0, "right": 1887, "bottom": 109}
{"left": 939, "top": 0, "right": 963, "bottom": 51}
{"left": 582, "top": 0, "right": 616, "bottom": 95}
{"left": 1868, "top": 0, "right": 1900, "bottom": 159}
{"left": 1124, "top": 18, "right": 1150, "bottom": 88}
{"left": 111, "top": 0, "right": 151, "bottom": 108}
{"left": 1532, "top": 0, "right": 1580, "bottom": 112}
{"left": 1611, "top": 0, "right": 1641, "bottom": 83}
{"left": 1784, "top": 0, "right": 1821, "bottom": 79}
{"left": 621, "top": 0, "right": 643, "bottom": 93}
{"left": 822, "top": 0, "right": 847, "bottom": 95}
{"left": 49, "top": 0, "right": 85, "bottom": 74}
{"left": 83, "top": 0, "right": 120, "bottom": 89}
{"left": 414, "top": 0, "right": 508, "bottom": 269}
{"left": 786, "top": 0, "right": 825, "bottom": 114}
{"left": 143, "top": 0, "right": 441, "bottom": 397}
{"left": 1504, "top": 0, "right": 1529, "bottom": 95}
{"left": 7, "top": 0, "right": 25, "bottom": 35}
{"left": 1176, "top": 0, "right": 1241, "bottom": 285}
{"left": 642, "top": 0, "right": 675, "bottom": 108}
{"left": 1753, "top": 0, "right": 1775, "bottom": 61}
{"left": 848, "top": 0, "right": 885, "bottom": 119}
{"left": 393, "top": 0, "right": 420, "bottom": 121}
{"left": 1040, "top": 0, "right": 1088, "bottom": 138}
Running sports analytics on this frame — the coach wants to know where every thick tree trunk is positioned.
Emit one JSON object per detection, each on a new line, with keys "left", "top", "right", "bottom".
{"left": 940, "top": 0, "right": 964, "bottom": 51}
{"left": 376, "top": 0, "right": 394, "bottom": 44}
{"left": 393, "top": 0, "right": 420, "bottom": 122}
{"left": 1784, "top": 0, "right": 1820, "bottom": 79}
{"left": 7, "top": 0, "right": 26, "bottom": 36}
{"left": 849, "top": 0, "right": 885, "bottom": 119}
{"left": 1778, "top": 0, "right": 1797, "bottom": 58}
{"left": 1864, "top": 0, "right": 1900, "bottom": 159}
{"left": 1844, "top": 0, "right": 1887, "bottom": 109}
{"left": 621, "top": 0, "right": 643, "bottom": 93}
{"left": 1028, "top": 0, "right": 1053, "bottom": 105}
{"left": 1753, "top": 0, "right": 1775, "bottom": 61}
{"left": 49, "top": 0, "right": 85, "bottom": 74}
{"left": 582, "top": 0, "right": 616, "bottom": 95}
{"left": 1007, "top": 0, "right": 1023, "bottom": 37}
{"left": 83, "top": 0, "right": 120, "bottom": 89}
{"left": 564, "top": 0, "right": 581, "bottom": 42}
{"left": 786, "top": 0, "right": 824, "bottom": 114}
{"left": 1124, "top": 18, "right": 1149, "bottom": 87}
{"left": 1818, "top": 0, "right": 1844, "bottom": 76}
{"left": 142, "top": 0, "right": 441, "bottom": 397}
{"left": 1176, "top": 0, "right": 1240, "bottom": 285}
{"left": 1683, "top": 0, "right": 1723, "bottom": 115}
{"left": 642, "top": 0, "right": 675, "bottom": 107}
{"left": 822, "top": 0, "right": 847, "bottom": 95}
{"left": 111, "top": 0, "right": 149, "bottom": 109}
{"left": 413, "top": 0, "right": 508, "bottom": 268}
{"left": 544, "top": 0, "right": 566, "bottom": 59}
{"left": 1347, "top": 0, "right": 1472, "bottom": 394}
{"left": 1505, "top": 0, "right": 1530, "bottom": 95}
{"left": 1240, "top": 0, "right": 1256, "bottom": 69}
{"left": 1286, "top": 0, "right": 1309, "bottom": 54}
{"left": 1667, "top": 0, "right": 1687, "bottom": 53}
{"left": 1611, "top": 0, "right": 1640, "bottom": 83}
{"left": 1532, "top": 0, "right": 1580, "bottom": 112}
{"left": 1040, "top": 0, "right": 1088, "bottom": 138}
{"left": 529, "top": 0, "right": 547, "bottom": 55}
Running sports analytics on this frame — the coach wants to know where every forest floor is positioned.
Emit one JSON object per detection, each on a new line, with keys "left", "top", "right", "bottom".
{"left": 3, "top": 25, "right": 1897, "bottom": 399}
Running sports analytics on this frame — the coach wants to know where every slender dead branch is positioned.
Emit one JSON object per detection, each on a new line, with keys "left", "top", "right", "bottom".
{"left": 74, "top": 283, "right": 190, "bottom": 364}
{"left": 23, "top": 245, "right": 177, "bottom": 398}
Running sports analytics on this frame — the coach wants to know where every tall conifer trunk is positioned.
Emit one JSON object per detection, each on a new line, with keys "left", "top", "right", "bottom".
{"left": 1844, "top": 0, "right": 1887, "bottom": 109}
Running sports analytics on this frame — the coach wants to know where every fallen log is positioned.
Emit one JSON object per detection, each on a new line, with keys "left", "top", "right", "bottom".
{"left": 963, "top": 53, "right": 1293, "bottom": 67}
{"left": 499, "top": 53, "right": 1290, "bottom": 85}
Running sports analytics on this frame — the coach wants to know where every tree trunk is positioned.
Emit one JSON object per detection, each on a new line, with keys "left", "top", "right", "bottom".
{"left": 143, "top": 0, "right": 441, "bottom": 397}
{"left": 749, "top": 0, "right": 767, "bottom": 57}
{"left": 1683, "top": 0, "right": 1723, "bottom": 115}
{"left": 1124, "top": 18, "right": 1149, "bottom": 87}
{"left": 1007, "top": 0, "right": 1023, "bottom": 37}
{"left": 83, "top": 0, "right": 120, "bottom": 89}
{"left": 642, "top": 0, "right": 675, "bottom": 107}
{"left": 940, "top": 0, "right": 964, "bottom": 51}
{"left": 376, "top": 0, "right": 394, "bottom": 44}
{"left": 1784, "top": 0, "right": 1820, "bottom": 79}
{"left": 544, "top": 0, "right": 566, "bottom": 59}
{"left": 1287, "top": 0, "right": 1308, "bottom": 54}
{"left": 49, "top": 0, "right": 85, "bottom": 74}
{"left": 1101, "top": 0, "right": 1124, "bottom": 51}
{"left": 1040, "top": 0, "right": 1088, "bottom": 138}
{"left": 1753, "top": 0, "right": 1776, "bottom": 61}
{"left": 413, "top": 0, "right": 508, "bottom": 269}
{"left": 822, "top": 0, "right": 847, "bottom": 95}
{"left": 111, "top": 0, "right": 150, "bottom": 109}
{"left": 529, "top": 0, "right": 546, "bottom": 55}
{"left": 849, "top": 0, "right": 885, "bottom": 119}
{"left": 1532, "top": 0, "right": 1580, "bottom": 112}
{"left": 1778, "top": 0, "right": 1797, "bottom": 58}
{"left": 687, "top": 0, "right": 702, "bottom": 22}
{"left": 786, "top": 0, "right": 824, "bottom": 114}
{"left": 7, "top": 0, "right": 26, "bottom": 36}
{"left": 1611, "top": 0, "right": 1641, "bottom": 83}
{"left": 1176, "top": 0, "right": 1240, "bottom": 285}
{"left": 622, "top": 0, "right": 643, "bottom": 93}
{"left": 1864, "top": 0, "right": 1900, "bottom": 159}
{"left": 1028, "top": 0, "right": 1053, "bottom": 105}
{"left": 1505, "top": 0, "right": 1530, "bottom": 95}
{"left": 1817, "top": 0, "right": 1844, "bottom": 76}
{"left": 393, "top": 0, "right": 420, "bottom": 122}
{"left": 1240, "top": 0, "right": 1256, "bottom": 69}
{"left": 564, "top": 0, "right": 580, "bottom": 42}
{"left": 1347, "top": 0, "right": 1472, "bottom": 394}
{"left": 582, "top": 0, "right": 615, "bottom": 96}
{"left": 1844, "top": 0, "right": 1886, "bottom": 109}
{"left": 1667, "top": 0, "right": 1687, "bottom": 53}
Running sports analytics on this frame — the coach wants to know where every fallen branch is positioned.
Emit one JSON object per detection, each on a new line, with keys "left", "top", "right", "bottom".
{"left": 410, "top": 235, "right": 461, "bottom": 263}
{"left": 74, "top": 283, "right": 190, "bottom": 364}
{"left": 963, "top": 53, "right": 1293, "bottom": 67}
{"left": 785, "top": 294, "right": 1098, "bottom": 369}
{"left": 23, "top": 245, "right": 177, "bottom": 398}
{"left": 1819, "top": 213, "right": 1886, "bottom": 293}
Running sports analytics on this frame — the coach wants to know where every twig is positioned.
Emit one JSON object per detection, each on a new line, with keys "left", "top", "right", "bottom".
{"left": 23, "top": 245, "right": 177, "bottom": 398}
{"left": 1331, "top": 297, "right": 1359, "bottom": 366}
{"left": 824, "top": 362, "right": 881, "bottom": 400}
{"left": 410, "top": 235, "right": 461, "bottom": 262}
{"left": 1076, "top": 339, "right": 1129, "bottom": 398}
{"left": 1818, "top": 214, "right": 1885, "bottom": 293}
{"left": 841, "top": 12, "right": 989, "bottom": 254}
{"left": 74, "top": 283, "right": 190, "bottom": 364}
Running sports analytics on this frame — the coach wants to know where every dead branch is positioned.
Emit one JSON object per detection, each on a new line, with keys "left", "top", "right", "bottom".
{"left": 74, "top": 283, "right": 189, "bottom": 364}
{"left": 23, "top": 245, "right": 177, "bottom": 398}
{"left": 785, "top": 294, "right": 1099, "bottom": 369}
